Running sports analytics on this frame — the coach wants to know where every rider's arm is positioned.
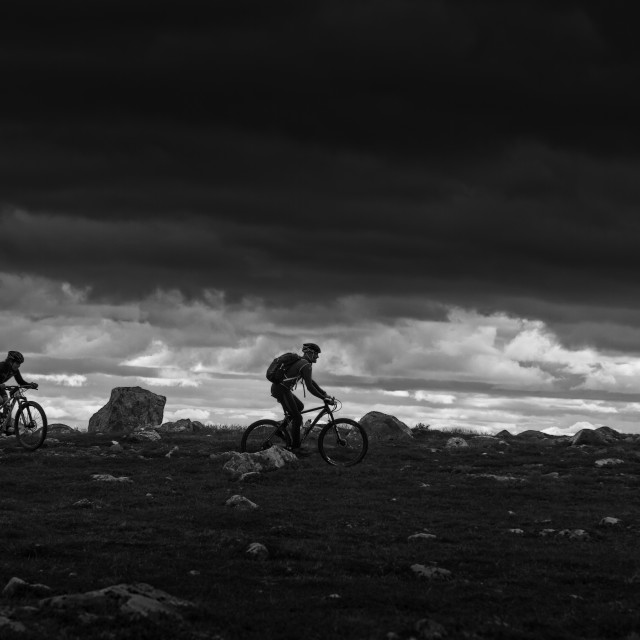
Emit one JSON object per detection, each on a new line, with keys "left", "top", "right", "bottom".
{"left": 300, "top": 363, "right": 328, "bottom": 400}
{"left": 13, "top": 370, "right": 36, "bottom": 388}
{"left": 13, "top": 369, "right": 28, "bottom": 386}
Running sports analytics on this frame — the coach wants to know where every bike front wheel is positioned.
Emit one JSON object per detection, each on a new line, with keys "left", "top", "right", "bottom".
{"left": 241, "top": 419, "right": 291, "bottom": 453}
{"left": 318, "top": 418, "right": 368, "bottom": 466}
{"left": 15, "top": 401, "right": 48, "bottom": 451}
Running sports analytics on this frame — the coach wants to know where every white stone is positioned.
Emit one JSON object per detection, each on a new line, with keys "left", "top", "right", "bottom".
{"left": 408, "top": 533, "right": 437, "bottom": 542}
{"left": 474, "top": 473, "right": 523, "bottom": 482}
{"left": 73, "top": 498, "right": 100, "bottom": 509}
{"left": 595, "top": 458, "right": 624, "bottom": 467}
{"left": 246, "top": 542, "right": 269, "bottom": 559}
{"left": 599, "top": 517, "right": 621, "bottom": 526}
{"left": 91, "top": 474, "right": 132, "bottom": 483}
{"left": 225, "top": 495, "right": 258, "bottom": 510}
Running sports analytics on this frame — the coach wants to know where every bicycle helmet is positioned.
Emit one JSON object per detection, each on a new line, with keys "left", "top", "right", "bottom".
{"left": 302, "top": 343, "right": 321, "bottom": 354}
{"left": 7, "top": 351, "right": 24, "bottom": 364}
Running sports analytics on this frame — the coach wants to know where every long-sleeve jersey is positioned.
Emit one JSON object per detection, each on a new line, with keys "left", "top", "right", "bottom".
{"left": 0, "top": 362, "right": 29, "bottom": 401}
{"left": 281, "top": 357, "right": 327, "bottom": 399}
{"left": 0, "top": 362, "right": 28, "bottom": 386}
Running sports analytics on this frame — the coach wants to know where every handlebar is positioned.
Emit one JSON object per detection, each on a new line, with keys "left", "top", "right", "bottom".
{"left": 3, "top": 384, "right": 38, "bottom": 394}
{"left": 324, "top": 396, "right": 341, "bottom": 411}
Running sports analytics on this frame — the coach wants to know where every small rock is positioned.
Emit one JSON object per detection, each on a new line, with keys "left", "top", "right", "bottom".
{"left": 128, "top": 430, "right": 162, "bottom": 443}
{"left": 72, "top": 498, "right": 101, "bottom": 509}
{"left": 410, "top": 564, "right": 452, "bottom": 580}
{"left": 2, "top": 576, "right": 53, "bottom": 598}
{"left": 557, "top": 529, "right": 590, "bottom": 540}
{"left": 539, "top": 529, "right": 556, "bottom": 537}
{"left": 408, "top": 533, "right": 437, "bottom": 542}
{"left": 225, "top": 495, "right": 258, "bottom": 510}
{"left": 508, "top": 529, "right": 524, "bottom": 535}
{"left": 239, "top": 472, "right": 261, "bottom": 483}
{"left": 188, "top": 570, "right": 200, "bottom": 576}
{"left": 91, "top": 474, "right": 132, "bottom": 483}
{"left": 245, "top": 542, "right": 269, "bottom": 559}
{"left": 595, "top": 458, "right": 624, "bottom": 467}
{"left": 445, "top": 437, "right": 468, "bottom": 449}
{"left": 473, "top": 473, "right": 523, "bottom": 482}
{"left": 599, "top": 516, "right": 621, "bottom": 526}
{"left": 165, "top": 446, "right": 179, "bottom": 458}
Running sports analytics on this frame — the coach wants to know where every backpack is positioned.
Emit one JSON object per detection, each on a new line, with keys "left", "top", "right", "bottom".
{"left": 266, "top": 352, "right": 302, "bottom": 384}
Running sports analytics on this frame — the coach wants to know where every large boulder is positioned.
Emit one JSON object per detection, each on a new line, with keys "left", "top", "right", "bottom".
{"left": 157, "top": 418, "right": 205, "bottom": 434}
{"left": 571, "top": 428, "right": 608, "bottom": 446}
{"left": 359, "top": 411, "right": 414, "bottom": 441}
{"left": 88, "top": 387, "right": 166, "bottom": 435}
{"left": 47, "top": 423, "right": 78, "bottom": 436}
{"left": 515, "top": 429, "right": 549, "bottom": 439}
{"left": 595, "top": 426, "right": 621, "bottom": 442}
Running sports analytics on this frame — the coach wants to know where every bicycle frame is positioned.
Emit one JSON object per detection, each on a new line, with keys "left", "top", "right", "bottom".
{"left": 1, "top": 386, "right": 31, "bottom": 429}
{"left": 289, "top": 400, "right": 341, "bottom": 442}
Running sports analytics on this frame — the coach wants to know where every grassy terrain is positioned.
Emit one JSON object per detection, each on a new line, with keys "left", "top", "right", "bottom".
{"left": 1, "top": 429, "right": 640, "bottom": 639}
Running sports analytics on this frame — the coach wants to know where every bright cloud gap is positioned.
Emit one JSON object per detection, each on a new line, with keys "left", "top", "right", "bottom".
{"left": 1, "top": 272, "right": 639, "bottom": 434}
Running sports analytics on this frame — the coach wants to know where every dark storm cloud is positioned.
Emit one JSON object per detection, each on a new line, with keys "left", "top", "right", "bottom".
{"left": 2, "top": 1, "right": 640, "bottom": 340}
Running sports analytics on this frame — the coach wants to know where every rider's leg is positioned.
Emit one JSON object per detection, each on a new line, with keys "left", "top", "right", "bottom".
{"left": 284, "top": 394, "right": 304, "bottom": 448}
{"left": 272, "top": 385, "right": 303, "bottom": 447}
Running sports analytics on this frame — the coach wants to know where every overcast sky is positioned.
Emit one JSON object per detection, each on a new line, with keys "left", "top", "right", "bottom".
{"left": 2, "top": 1, "right": 640, "bottom": 434}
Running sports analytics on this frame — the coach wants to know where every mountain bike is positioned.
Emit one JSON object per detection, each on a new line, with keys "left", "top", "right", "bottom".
{"left": 0, "top": 385, "right": 48, "bottom": 451}
{"left": 240, "top": 398, "right": 368, "bottom": 466}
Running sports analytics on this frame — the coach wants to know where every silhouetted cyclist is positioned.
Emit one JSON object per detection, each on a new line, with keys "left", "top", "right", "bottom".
{"left": 271, "top": 343, "right": 333, "bottom": 456}
{"left": 0, "top": 351, "right": 38, "bottom": 412}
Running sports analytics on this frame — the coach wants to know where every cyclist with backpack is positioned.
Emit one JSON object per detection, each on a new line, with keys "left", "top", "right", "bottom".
{"left": 267, "top": 343, "right": 334, "bottom": 456}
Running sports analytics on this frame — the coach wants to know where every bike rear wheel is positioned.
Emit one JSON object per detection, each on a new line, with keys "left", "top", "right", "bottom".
{"left": 318, "top": 418, "right": 368, "bottom": 466}
{"left": 15, "top": 401, "right": 48, "bottom": 451}
{"left": 241, "top": 419, "right": 291, "bottom": 453}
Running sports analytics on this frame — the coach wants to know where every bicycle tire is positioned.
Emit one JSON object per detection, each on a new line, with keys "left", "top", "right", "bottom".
{"left": 241, "top": 419, "right": 291, "bottom": 453}
{"left": 318, "top": 418, "right": 368, "bottom": 466}
{"left": 15, "top": 401, "right": 48, "bottom": 451}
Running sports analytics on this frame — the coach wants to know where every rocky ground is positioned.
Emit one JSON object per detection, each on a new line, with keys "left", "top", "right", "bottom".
{"left": 1, "top": 421, "right": 639, "bottom": 639}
